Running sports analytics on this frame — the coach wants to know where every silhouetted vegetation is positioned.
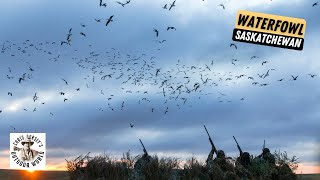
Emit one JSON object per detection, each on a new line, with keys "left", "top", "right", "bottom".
{"left": 66, "top": 150, "right": 298, "bottom": 180}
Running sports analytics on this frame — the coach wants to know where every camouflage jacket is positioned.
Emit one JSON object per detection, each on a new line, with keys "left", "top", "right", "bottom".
{"left": 206, "top": 148, "right": 215, "bottom": 170}
{"left": 133, "top": 154, "right": 151, "bottom": 179}
{"left": 262, "top": 152, "right": 275, "bottom": 164}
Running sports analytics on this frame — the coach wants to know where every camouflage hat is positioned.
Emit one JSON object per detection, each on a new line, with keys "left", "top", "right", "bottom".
{"left": 241, "top": 152, "right": 251, "bottom": 166}
{"left": 217, "top": 150, "right": 225, "bottom": 158}
{"left": 21, "top": 139, "right": 34, "bottom": 146}
{"left": 263, "top": 148, "right": 270, "bottom": 154}
{"left": 243, "top": 152, "right": 250, "bottom": 158}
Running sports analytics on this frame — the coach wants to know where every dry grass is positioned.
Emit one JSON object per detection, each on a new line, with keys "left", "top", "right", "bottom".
{"left": 66, "top": 152, "right": 133, "bottom": 180}
{"left": 65, "top": 150, "right": 299, "bottom": 180}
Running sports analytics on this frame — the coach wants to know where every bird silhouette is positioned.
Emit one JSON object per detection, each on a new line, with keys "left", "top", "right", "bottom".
{"left": 162, "top": 4, "right": 168, "bottom": 9}
{"left": 291, "top": 75, "right": 298, "bottom": 80}
{"left": 218, "top": 4, "right": 225, "bottom": 9}
{"left": 61, "top": 28, "right": 72, "bottom": 46}
{"left": 10, "top": 126, "right": 16, "bottom": 131}
{"left": 156, "top": 40, "right": 166, "bottom": 43}
{"left": 33, "top": 93, "right": 38, "bottom": 102}
{"left": 257, "top": 74, "right": 264, "bottom": 78}
{"left": 106, "top": 15, "right": 114, "bottom": 26}
{"left": 19, "top": 77, "right": 24, "bottom": 84}
{"left": 167, "top": 27, "right": 176, "bottom": 31}
{"left": 153, "top": 28, "right": 159, "bottom": 37}
{"left": 194, "top": 83, "right": 200, "bottom": 91}
{"left": 116, "top": 1, "right": 125, "bottom": 7}
{"left": 250, "top": 56, "right": 258, "bottom": 60}
{"left": 99, "top": 0, "right": 107, "bottom": 7}
{"left": 156, "top": 69, "right": 161, "bottom": 76}
{"left": 117, "top": 0, "right": 130, "bottom": 7}
{"left": 312, "top": 2, "right": 318, "bottom": 6}
{"left": 164, "top": 107, "right": 169, "bottom": 114}
{"left": 308, "top": 74, "right": 316, "bottom": 78}
{"left": 169, "top": 0, "right": 176, "bottom": 11}
{"left": 263, "top": 70, "right": 270, "bottom": 79}
{"left": 230, "top": 43, "right": 237, "bottom": 49}
{"left": 232, "top": 59, "right": 238, "bottom": 63}
{"left": 121, "top": 101, "right": 124, "bottom": 110}
{"left": 62, "top": 78, "right": 68, "bottom": 85}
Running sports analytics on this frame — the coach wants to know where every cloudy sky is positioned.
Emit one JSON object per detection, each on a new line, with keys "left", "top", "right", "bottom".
{"left": 0, "top": 0, "right": 319, "bottom": 174}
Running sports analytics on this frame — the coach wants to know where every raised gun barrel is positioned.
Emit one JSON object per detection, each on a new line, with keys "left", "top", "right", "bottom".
{"left": 139, "top": 139, "right": 148, "bottom": 156}
{"left": 204, "top": 125, "right": 218, "bottom": 154}
{"left": 233, "top": 136, "right": 243, "bottom": 155}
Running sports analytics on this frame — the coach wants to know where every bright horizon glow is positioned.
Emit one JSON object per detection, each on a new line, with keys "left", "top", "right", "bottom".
{"left": 1, "top": 157, "right": 319, "bottom": 174}
{"left": 45, "top": 163, "right": 320, "bottom": 174}
{"left": 27, "top": 169, "right": 35, "bottom": 173}
{"left": 22, "top": 163, "right": 320, "bottom": 174}
{"left": 295, "top": 163, "right": 320, "bottom": 174}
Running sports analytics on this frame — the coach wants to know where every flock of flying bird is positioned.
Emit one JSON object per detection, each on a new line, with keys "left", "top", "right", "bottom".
{"left": 0, "top": 1, "right": 319, "bottom": 131}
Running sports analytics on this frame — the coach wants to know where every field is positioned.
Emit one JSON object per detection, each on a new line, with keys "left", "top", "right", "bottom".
{"left": 0, "top": 169, "right": 68, "bottom": 180}
{"left": 0, "top": 169, "right": 319, "bottom": 180}
{"left": 297, "top": 174, "right": 320, "bottom": 180}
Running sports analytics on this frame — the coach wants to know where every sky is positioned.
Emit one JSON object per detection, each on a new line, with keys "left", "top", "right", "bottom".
{"left": 0, "top": 0, "right": 319, "bottom": 174}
